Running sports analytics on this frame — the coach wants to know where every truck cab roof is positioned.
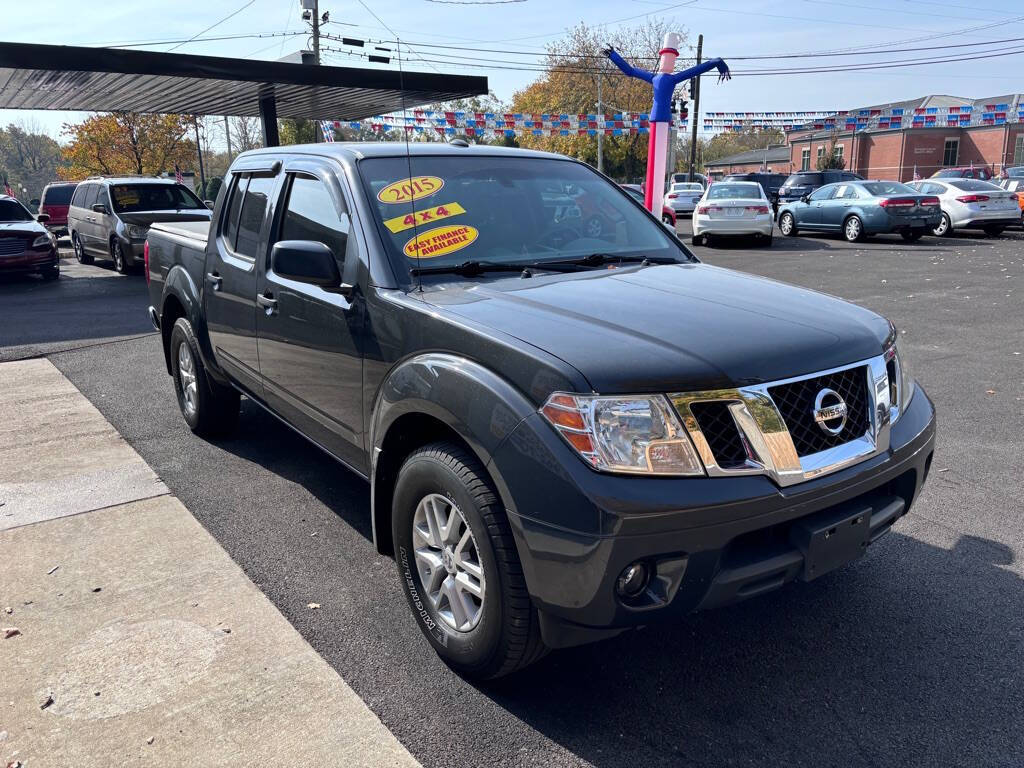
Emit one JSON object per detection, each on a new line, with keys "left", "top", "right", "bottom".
{"left": 234, "top": 142, "right": 569, "bottom": 163}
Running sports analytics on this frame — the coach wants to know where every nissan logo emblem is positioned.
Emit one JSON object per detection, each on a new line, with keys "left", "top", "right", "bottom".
{"left": 813, "top": 388, "right": 848, "bottom": 436}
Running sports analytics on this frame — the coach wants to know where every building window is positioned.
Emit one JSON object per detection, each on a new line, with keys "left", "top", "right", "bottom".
{"left": 835, "top": 144, "right": 844, "bottom": 161}
{"left": 817, "top": 146, "right": 826, "bottom": 164}
{"left": 801, "top": 148, "right": 810, "bottom": 170}
{"left": 1014, "top": 134, "right": 1024, "bottom": 166}
{"left": 943, "top": 138, "right": 959, "bottom": 167}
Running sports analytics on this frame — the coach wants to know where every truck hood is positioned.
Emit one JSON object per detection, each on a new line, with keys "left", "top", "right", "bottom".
{"left": 118, "top": 210, "right": 212, "bottom": 226}
{"left": 424, "top": 263, "right": 891, "bottom": 393}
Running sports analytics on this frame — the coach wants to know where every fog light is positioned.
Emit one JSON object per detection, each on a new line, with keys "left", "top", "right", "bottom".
{"left": 616, "top": 562, "right": 650, "bottom": 598}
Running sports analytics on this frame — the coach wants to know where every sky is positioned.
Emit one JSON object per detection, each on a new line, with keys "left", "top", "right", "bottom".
{"left": 2, "top": 0, "right": 1023, "bottom": 144}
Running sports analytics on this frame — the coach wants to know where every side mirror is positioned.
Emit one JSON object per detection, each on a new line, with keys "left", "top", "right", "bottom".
{"left": 800, "top": 194, "right": 810, "bottom": 203}
{"left": 36, "top": 213, "right": 51, "bottom": 223}
{"left": 271, "top": 240, "right": 352, "bottom": 298}
{"left": 92, "top": 203, "right": 109, "bottom": 215}
{"left": 30, "top": 198, "right": 40, "bottom": 207}
{"left": 204, "top": 200, "right": 215, "bottom": 209}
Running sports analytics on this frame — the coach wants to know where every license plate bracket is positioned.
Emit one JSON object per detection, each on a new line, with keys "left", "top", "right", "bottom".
{"left": 789, "top": 503, "right": 871, "bottom": 581}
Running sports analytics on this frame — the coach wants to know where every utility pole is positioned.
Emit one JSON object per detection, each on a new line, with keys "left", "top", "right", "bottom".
{"left": 312, "top": 0, "right": 321, "bottom": 143}
{"left": 666, "top": 98, "right": 678, "bottom": 185}
{"left": 687, "top": 34, "right": 702, "bottom": 184}
{"left": 193, "top": 116, "right": 206, "bottom": 194}
{"left": 596, "top": 73, "right": 604, "bottom": 173}
{"left": 224, "top": 116, "right": 233, "bottom": 161}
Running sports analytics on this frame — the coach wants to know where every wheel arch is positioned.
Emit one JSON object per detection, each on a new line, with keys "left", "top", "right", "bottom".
{"left": 159, "top": 265, "right": 205, "bottom": 376}
{"left": 369, "top": 353, "right": 536, "bottom": 557}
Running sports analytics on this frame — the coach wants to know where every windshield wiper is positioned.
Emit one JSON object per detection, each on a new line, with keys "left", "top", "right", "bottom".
{"left": 534, "top": 253, "right": 680, "bottom": 270}
{"left": 410, "top": 260, "right": 534, "bottom": 277}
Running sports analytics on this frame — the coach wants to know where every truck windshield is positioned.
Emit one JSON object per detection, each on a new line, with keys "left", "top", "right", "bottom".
{"left": 109, "top": 183, "right": 205, "bottom": 213}
{"left": 358, "top": 155, "right": 687, "bottom": 271}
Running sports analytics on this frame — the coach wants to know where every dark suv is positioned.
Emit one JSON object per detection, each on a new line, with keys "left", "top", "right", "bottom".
{"left": 778, "top": 170, "right": 864, "bottom": 206}
{"left": 146, "top": 143, "right": 936, "bottom": 679}
{"left": 68, "top": 177, "right": 212, "bottom": 273}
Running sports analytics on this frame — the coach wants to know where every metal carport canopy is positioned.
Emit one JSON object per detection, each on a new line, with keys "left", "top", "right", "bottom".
{"left": 0, "top": 41, "right": 487, "bottom": 146}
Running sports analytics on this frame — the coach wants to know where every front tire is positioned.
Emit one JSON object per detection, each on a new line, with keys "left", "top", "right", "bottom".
{"left": 41, "top": 264, "right": 59, "bottom": 281}
{"left": 112, "top": 239, "right": 129, "bottom": 274}
{"left": 843, "top": 215, "right": 865, "bottom": 243}
{"left": 169, "top": 318, "right": 240, "bottom": 437}
{"left": 779, "top": 212, "right": 797, "bottom": 236}
{"left": 392, "top": 442, "right": 546, "bottom": 680}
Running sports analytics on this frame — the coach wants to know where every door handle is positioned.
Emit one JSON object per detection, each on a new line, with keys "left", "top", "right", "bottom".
{"left": 206, "top": 272, "right": 222, "bottom": 291}
{"left": 257, "top": 293, "right": 278, "bottom": 315}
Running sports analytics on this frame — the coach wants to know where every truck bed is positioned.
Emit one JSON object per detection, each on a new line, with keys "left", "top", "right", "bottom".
{"left": 149, "top": 219, "right": 210, "bottom": 244}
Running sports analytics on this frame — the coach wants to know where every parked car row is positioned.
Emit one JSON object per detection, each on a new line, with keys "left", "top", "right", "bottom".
{"left": 690, "top": 174, "right": 1021, "bottom": 247}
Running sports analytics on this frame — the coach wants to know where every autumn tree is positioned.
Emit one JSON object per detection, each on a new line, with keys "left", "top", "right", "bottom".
{"left": 60, "top": 113, "right": 196, "bottom": 179}
{"left": 511, "top": 20, "right": 688, "bottom": 182}
{"left": 0, "top": 121, "right": 63, "bottom": 203}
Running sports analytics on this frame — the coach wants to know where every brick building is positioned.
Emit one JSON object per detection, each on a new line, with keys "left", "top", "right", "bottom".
{"left": 704, "top": 145, "right": 791, "bottom": 179}
{"left": 785, "top": 94, "right": 1024, "bottom": 182}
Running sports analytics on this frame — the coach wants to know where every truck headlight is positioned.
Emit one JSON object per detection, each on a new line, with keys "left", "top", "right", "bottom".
{"left": 541, "top": 393, "right": 705, "bottom": 476}
{"left": 32, "top": 234, "right": 54, "bottom": 248}
{"left": 125, "top": 224, "right": 149, "bottom": 240}
{"left": 886, "top": 332, "right": 915, "bottom": 420}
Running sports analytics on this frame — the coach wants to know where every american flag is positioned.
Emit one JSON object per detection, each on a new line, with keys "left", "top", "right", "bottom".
{"left": 321, "top": 120, "right": 335, "bottom": 143}
{"left": 912, "top": 165, "right": 921, "bottom": 182}
{"left": 2, "top": 174, "right": 13, "bottom": 197}
{"left": 174, "top": 164, "right": 184, "bottom": 184}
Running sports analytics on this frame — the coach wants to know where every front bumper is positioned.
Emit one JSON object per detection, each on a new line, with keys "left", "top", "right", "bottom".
{"left": 0, "top": 248, "right": 59, "bottom": 274}
{"left": 491, "top": 383, "right": 936, "bottom": 648}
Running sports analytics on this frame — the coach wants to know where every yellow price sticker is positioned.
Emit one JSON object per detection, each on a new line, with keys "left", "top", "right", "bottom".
{"left": 383, "top": 202, "right": 466, "bottom": 234}
{"left": 377, "top": 175, "right": 444, "bottom": 205}
{"left": 403, "top": 224, "right": 479, "bottom": 260}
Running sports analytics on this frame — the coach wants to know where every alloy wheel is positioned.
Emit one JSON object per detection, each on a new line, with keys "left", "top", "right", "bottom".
{"left": 177, "top": 342, "right": 199, "bottom": 419}
{"left": 412, "top": 493, "right": 485, "bottom": 632}
{"left": 113, "top": 242, "right": 125, "bottom": 272}
{"left": 845, "top": 217, "right": 861, "bottom": 241}
{"left": 73, "top": 235, "right": 84, "bottom": 262}
{"left": 780, "top": 214, "right": 793, "bottom": 235}
{"left": 934, "top": 215, "right": 949, "bottom": 237}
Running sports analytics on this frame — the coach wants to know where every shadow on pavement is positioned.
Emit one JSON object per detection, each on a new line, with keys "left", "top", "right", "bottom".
{"left": 480, "top": 531, "right": 1022, "bottom": 767}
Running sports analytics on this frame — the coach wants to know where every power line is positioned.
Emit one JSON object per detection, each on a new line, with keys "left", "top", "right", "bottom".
{"left": 353, "top": 0, "right": 444, "bottom": 74}
{"left": 109, "top": 31, "right": 305, "bottom": 50}
{"left": 165, "top": 0, "right": 257, "bottom": 52}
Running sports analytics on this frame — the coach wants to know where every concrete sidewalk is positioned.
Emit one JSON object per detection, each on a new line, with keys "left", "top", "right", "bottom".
{"left": 0, "top": 359, "right": 418, "bottom": 768}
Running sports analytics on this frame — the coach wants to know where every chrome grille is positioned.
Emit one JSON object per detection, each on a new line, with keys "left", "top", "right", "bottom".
{"left": 768, "top": 366, "right": 870, "bottom": 456}
{"left": 669, "top": 355, "right": 891, "bottom": 488}
{"left": 689, "top": 401, "right": 747, "bottom": 468}
{"left": 0, "top": 237, "right": 27, "bottom": 256}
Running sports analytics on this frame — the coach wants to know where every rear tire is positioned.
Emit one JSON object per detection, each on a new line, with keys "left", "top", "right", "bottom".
{"left": 933, "top": 213, "right": 952, "bottom": 237}
{"left": 779, "top": 212, "right": 797, "bottom": 236}
{"left": 901, "top": 230, "right": 924, "bottom": 242}
{"left": 72, "top": 233, "right": 92, "bottom": 265}
{"left": 690, "top": 233, "right": 703, "bottom": 246}
{"left": 984, "top": 225, "right": 1005, "bottom": 237}
{"left": 843, "top": 215, "right": 865, "bottom": 243}
{"left": 169, "top": 317, "right": 240, "bottom": 437}
{"left": 762, "top": 231, "right": 774, "bottom": 247}
{"left": 392, "top": 442, "right": 547, "bottom": 680}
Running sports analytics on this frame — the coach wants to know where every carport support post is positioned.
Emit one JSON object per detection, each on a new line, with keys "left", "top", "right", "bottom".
{"left": 259, "top": 91, "right": 280, "bottom": 147}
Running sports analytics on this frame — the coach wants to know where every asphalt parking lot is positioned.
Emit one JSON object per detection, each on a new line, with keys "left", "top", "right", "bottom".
{"left": 4, "top": 228, "right": 1022, "bottom": 767}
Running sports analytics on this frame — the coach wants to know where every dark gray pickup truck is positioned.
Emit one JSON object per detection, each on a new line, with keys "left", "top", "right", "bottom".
{"left": 146, "top": 143, "right": 936, "bottom": 679}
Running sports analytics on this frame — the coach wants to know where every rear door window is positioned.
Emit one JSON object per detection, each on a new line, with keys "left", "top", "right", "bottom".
{"left": 234, "top": 175, "right": 277, "bottom": 260}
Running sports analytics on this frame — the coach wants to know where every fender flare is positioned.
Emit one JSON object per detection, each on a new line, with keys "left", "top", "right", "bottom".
{"left": 159, "top": 264, "right": 218, "bottom": 376}
{"left": 369, "top": 353, "right": 538, "bottom": 554}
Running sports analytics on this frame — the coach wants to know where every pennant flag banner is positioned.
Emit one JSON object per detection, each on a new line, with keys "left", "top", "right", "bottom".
{"left": 324, "top": 105, "right": 1023, "bottom": 139}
